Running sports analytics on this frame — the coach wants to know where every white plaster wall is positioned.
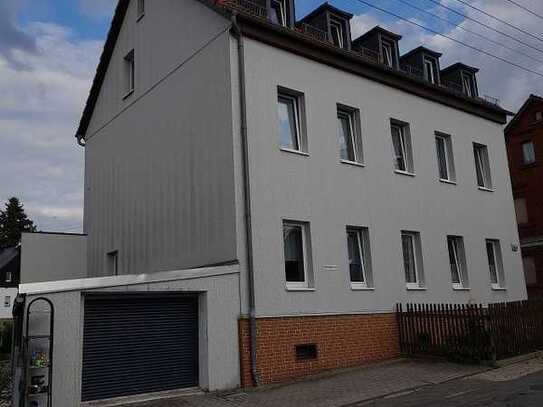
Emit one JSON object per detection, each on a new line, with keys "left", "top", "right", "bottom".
{"left": 0, "top": 288, "right": 17, "bottom": 319}
{"left": 240, "top": 38, "right": 526, "bottom": 317}
{"left": 20, "top": 233, "right": 87, "bottom": 284}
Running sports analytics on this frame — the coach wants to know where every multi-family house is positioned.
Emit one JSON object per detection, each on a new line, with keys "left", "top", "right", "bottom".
{"left": 505, "top": 94, "right": 543, "bottom": 298}
{"left": 12, "top": 1, "right": 526, "bottom": 405}
{"left": 0, "top": 247, "right": 19, "bottom": 319}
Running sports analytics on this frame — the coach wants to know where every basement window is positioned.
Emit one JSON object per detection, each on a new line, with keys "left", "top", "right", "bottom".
{"left": 296, "top": 344, "right": 317, "bottom": 360}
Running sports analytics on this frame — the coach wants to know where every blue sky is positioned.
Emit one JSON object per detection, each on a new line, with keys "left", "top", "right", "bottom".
{"left": 1, "top": 0, "right": 543, "bottom": 233}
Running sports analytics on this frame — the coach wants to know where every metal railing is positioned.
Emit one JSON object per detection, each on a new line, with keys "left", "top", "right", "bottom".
{"left": 400, "top": 64, "right": 424, "bottom": 80}
{"left": 442, "top": 80, "right": 464, "bottom": 95}
{"left": 298, "top": 23, "right": 329, "bottom": 43}
{"left": 226, "top": 0, "right": 267, "bottom": 19}
{"left": 480, "top": 94, "right": 501, "bottom": 106}
{"left": 354, "top": 46, "right": 380, "bottom": 64}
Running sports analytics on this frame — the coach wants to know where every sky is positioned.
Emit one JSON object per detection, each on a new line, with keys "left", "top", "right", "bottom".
{"left": 1, "top": 0, "right": 543, "bottom": 233}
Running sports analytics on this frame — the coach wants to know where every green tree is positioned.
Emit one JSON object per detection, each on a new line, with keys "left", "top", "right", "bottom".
{"left": 0, "top": 197, "right": 37, "bottom": 248}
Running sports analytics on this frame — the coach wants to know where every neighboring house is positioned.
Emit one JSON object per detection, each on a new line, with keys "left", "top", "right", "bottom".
{"left": 0, "top": 247, "right": 20, "bottom": 319}
{"left": 12, "top": 1, "right": 525, "bottom": 405}
{"left": 505, "top": 94, "right": 543, "bottom": 298}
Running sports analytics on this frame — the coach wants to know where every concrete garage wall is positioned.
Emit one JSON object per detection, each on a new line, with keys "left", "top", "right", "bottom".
{"left": 240, "top": 38, "right": 526, "bottom": 317}
{"left": 18, "top": 265, "right": 241, "bottom": 406}
{"left": 20, "top": 233, "right": 87, "bottom": 284}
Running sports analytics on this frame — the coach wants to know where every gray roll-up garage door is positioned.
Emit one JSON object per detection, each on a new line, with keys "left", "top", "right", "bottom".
{"left": 82, "top": 293, "right": 199, "bottom": 402}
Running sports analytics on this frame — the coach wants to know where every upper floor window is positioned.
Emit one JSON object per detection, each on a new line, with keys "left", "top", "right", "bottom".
{"left": 277, "top": 87, "right": 306, "bottom": 153}
{"left": 461, "top": 72, "right": 476, "bottom": 97}
{"left": 5, "top": 272, "right": 12, "bottom": 283}
{"left": 402, "top": 231, "right": 424, "bottom": 289}
{"left": 473, "top": 143, "right": 492, "bottom": 190}
{"left": 514, "top": 197, "right": 528, "bottom": 225}
{"left": 435, "top": 132, "right": 456, "bottom": 182}
{"left": 283, "top": 221, "right": 312, "bottom": 290}
{"left": 382, "top": 40, "right": 394, "bottom": 67}
{"left": 107, "top": 250, "right": 119, "bottom": 276}
{"left": 124, "top": 50, "right": 135, "bottom": 97}
{"left": 330, "top": 18, "right": 344, "bottom": 48}
{"left": 522, "top": 141, "right": 536, "bottom": 165}
{"left": 391, "top": 120, "right": 414, "bottom": 174}
{"left": 536, "top": 111, "right": 543, "bottom": 122}
{"left": 270, "top": 0, "right": 287, "bottom": 26}
{"left": 423, "top": 57, "right": 439, "bottom": 84}
{"left": 523, "top": 256, "right": 537, "bottom": 286}
{"left": 346, "top": 227, "right": 372, "bottom": 289}
{"left": 337, "top": 105, "right": 363, "bottom": 164}
{"left": 447, "top": 236, "right": 468, "bottom": 290}
{"left": 137, "top": 0, "right": 145, "bottom": 20}
{"left": 486, "top": 239, "right": 505, "bottom": 289}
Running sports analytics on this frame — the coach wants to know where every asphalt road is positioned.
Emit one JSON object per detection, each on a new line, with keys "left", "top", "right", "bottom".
{"left": 358, "top": 369, "right": 543, "bottom": 407}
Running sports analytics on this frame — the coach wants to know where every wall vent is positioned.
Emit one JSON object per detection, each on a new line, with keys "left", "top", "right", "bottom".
{"left": 295, "top": 344, "right": 318, "bottom": 360}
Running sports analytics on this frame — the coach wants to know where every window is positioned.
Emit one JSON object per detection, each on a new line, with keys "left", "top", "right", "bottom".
{"left": 536, "top": 111, "right": 543, "bottom": 122}
{"left": 447, "top": 236, "right": 468, "bottom": 289}
{"left": 330, "top": 18, "right": 344, "bottom": 48}
{"left": 5, "top": 272, "right": 12, "bottom": 283}
{"left": 137, "top": 0, "right": 145, "bottom": 20}
{"left": 124, "top": 50, "right": 135, "bottom": 97}
{"left": 435, "top": 133, "right": 455, "bottom": 182}
{"left": 423, "top": 57, "right": 438, "bottom": 84}
{"left": 382, "top": 40, "right": 394, "bottom": 67}
{"left": 486, "top": 240, "right": 505, "bottom": 289}
{"left": 277, "top": 88, "right": 306, "bottom": 152}
{"left": 4, "top": 296, "right": 10, "bottom": 308}
{"left": 522, "top": 141, "right": 536, "bottom": 165}
{"left": 270, "top": 0, "right": 287, "bottom": 26}
{"left": 296, "top": 344, "right": 317, "bottom": 360}
{"left": 346, "top": 227, "right": 372, "bottom": 289}
{"left": 523, "top": 256, "right": 537, "bottom": 286}
{"left": 473, "top": 143, "right": 492, "bottom": 189}
{"left": 283, "top": 221, "right": 311, "bottom": 289}
{"left": 107, "top": 250, "right": 119, "bottom": 276}
{"left": 391, "top": 121, "right": 414, "bottom": 173}
{"left": 461, "top": 72, "right": 476, "bottom": 97}
{"left": 402, "top": 231, "right": 424, "bottom": 289}
{"left": 337, "top": 105, "right": 363, "bottom": 164}
{"left": 514, "top": 198, "right": 529, "bottom": 224}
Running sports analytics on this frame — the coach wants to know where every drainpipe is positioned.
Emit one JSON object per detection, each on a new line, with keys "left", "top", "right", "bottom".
{"left": 231, "top": 13, "right": 260, "bottom": 387}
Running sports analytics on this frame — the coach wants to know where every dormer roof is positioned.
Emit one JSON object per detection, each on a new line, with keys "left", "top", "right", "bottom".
{"left": 441, "top": 62, "right": 479, "bottom": 75}
{"left": 298, "top": 2, "right": 353, "bottom": 23}
{"left": 353, "top": 25, "right": 402, "bottom": 45}
{"left": 401, "top": 46, "right": 442, "bottom": 60}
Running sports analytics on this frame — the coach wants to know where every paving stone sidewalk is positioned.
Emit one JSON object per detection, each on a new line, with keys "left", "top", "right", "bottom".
{"left": 123, "top": 359, "right": 486, "bottom": 407}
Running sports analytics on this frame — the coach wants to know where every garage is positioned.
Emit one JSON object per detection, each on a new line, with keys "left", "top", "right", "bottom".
{"left": 81, "top": 293, "right": 199, "bottom": 402}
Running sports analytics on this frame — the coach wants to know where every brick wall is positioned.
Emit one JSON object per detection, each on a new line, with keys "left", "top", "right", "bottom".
{"left": 239, "top": 313, "right": 400, "bottom": 387}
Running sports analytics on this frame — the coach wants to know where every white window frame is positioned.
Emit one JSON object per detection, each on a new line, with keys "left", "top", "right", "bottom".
{"left": 4, "top": 296, "right": 10, "bottom": 308}
{"left": 473, "top": 143, "right": 492, "bottom": 190}
{"left": 461, "top": 72, "right": 475, "bottom": 97}
{"left": 277, "top": 89, "right": 305, "bottom": 153}
{"left": 447, "top": 236, "right": 468, "bottom": 289}
{"left": 522, "top": 141, "right": 536, "bottom": 165}
{"left": 330, "top": 19, "right": 344, "bottom": 48}
{"left": 382, "top": 40, "right": 394, "bottom": 67}
{"left": 107, "top": 250, "right": 119, "bottom": 276}
{"left": 402, "top": 231, "right": 423, "bottom": 289}
{"left": 486, "top": 239, "right": 505, "bottom": 289}
{"left": 346, "top": 227, "right": 371, "bottom": 289}
{"left": 124, "top": 50, "right": 135, "bottom": 98}
{"left": 435, "top": 133, "right": 455, "bottom": 182}
{"left": 271, "top": 0, "right": 287, "bottom": 26}
{"left": 391, "top": 121, "right": 414, "bottom": 174}
{"left": 137, "top": 0, "right": 145, "bottom": 20}
{"left": 337, "top": 105, "right": 363, "bottom": 164}
{"left": 283, "top": 221, "right": 311, "bottom": 290}
{"left": 5, "top": 272, "right": 12, "bottom": 283}
{"left": 424, "top": 57, "right": 438, "bottom": 84}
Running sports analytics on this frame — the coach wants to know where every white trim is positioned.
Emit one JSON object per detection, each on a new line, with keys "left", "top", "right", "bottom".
{"left": 351, "top": 284, "right": 373, "bottom": 291}
{"left": 19, "top": 264, "right": 240, "bottom": 295}
{"left": 285, "top": 287, "right": 315, "bottom": 292}
{"left": 439, "top": 179, "right": 457, "bottom": 185}
{"left": 283, "top": 221, "right": 311, "bottom": 289}
{"left": 252, "top": 309, "right": 396, "bottom": 318}
{"left": 279, "top": 147, "right": 310, "bottom": 156}
{"left": 406, "top": 285, "right": 427, "bottom": 291}
{"left": 340, "top": 159, "right": 365, "bottom": 168}
{"left": 453, "top": 287, "right": 471, "bottom": 291}
{"left": 278, "top": 92, "right": 303, "bottom": 151}
{"left": 491, "top": 285, "right": 507, "bottom": 291}
{"left": 478, "top": 186, "right": 495, "bottom": 192}
{"left": 394, "top": 170, "right": 416, "bottom": 177}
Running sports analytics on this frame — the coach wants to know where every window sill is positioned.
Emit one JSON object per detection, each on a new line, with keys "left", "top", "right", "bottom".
{"left": 406, "top": 285, "right": 427, "bottom": 291}
{"left": 340, "top": 159, "right": 365, "bottom": 168}
{"left": 394, "top": 170, "right": 416, "bottom": 177}
{"left": 286, "top": 286, "right": 315, "bottom": 292}
{"left": 137, "top": 13, "right": 145, "bottom": 22}
{"left": 452, "top": 286, "right": 470, "bottom": 291}
{"left": 439, "top": 179, "right": 457, "bottom": 185}
{"left": 350, "top": 285, "right": 374, "bottom": 291}
{"left": 491, "top": 285, "right": 507, "bottom": 291}
{"left": 280, "top": 148, "right": 310, "bottom": 157}
{"left": 478, "top": 186, "right": 494, "bottom": 192}
{"left": 122, "top": 90, "right": 134, "bottom": 100}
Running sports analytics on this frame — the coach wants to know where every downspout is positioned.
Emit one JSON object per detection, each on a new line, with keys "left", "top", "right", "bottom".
{"left": 231, "top": 13, "right": 260, "bottom": 387}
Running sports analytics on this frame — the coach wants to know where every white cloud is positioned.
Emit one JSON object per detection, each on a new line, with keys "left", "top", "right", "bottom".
{"left": 80, "top": 0, "right": 116, "bottom": 20}
{"left": 0, "top": 21, "right": 102, "bottom": 233}
{"left": 350, "top": 0, "right": 543, "bottom": 110}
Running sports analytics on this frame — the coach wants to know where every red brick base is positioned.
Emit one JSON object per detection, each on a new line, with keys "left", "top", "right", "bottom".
{"left": 238, "top": 313, "right": 400, "bottom": 387}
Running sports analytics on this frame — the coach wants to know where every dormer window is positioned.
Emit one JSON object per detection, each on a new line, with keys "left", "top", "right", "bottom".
{"left": 424, "top": 57, "right": 439, "bottom": 84}
{"left": 382, "top": 40, "right": 394, "bottom": 67}
{"left": 461, "top": 72, "right": 476, "bottom": 97}
{"left": 270, "top": 0, "right": 287, "bottom": 26}
{"left": 330, "top": 18, "right": 344, "bottom": 48}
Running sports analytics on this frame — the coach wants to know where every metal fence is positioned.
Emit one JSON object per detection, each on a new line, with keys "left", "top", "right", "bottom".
{"left": 397, "top": 300, "right": 543, "bottom": 363}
